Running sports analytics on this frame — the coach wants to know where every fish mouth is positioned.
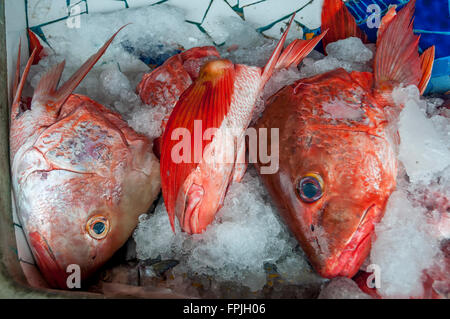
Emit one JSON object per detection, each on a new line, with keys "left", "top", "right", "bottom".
{"left": 315, "top": 204, "right": 377, "bottom": 278}
{"left": 28, "top": 231, "right": 69, "bottom": 289}
{"left": 179, "top": 183, "right": 205, "bottom": 234}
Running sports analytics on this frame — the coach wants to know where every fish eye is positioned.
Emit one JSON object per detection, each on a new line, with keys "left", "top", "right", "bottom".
{"left": 86, "top": 215, "right": 110, "bottom": 240}
{"left": 297, "top": 173, "right": 324, "bottom": 203}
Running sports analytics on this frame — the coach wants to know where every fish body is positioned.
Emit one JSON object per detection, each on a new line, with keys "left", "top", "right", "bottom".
{"left": 254, "top": 0, "right": 434, "bottom": 278}
{"left": 10, "top": 28, "right": 160, "bottom": 289}
{"left": 158, "top": 16, "right": 328, "bottom": 234}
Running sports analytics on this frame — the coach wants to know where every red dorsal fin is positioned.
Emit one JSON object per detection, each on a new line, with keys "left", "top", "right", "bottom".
{"left": 32, "top": 25, "right": 128, "bottom": 111}
{"left": 275, "top": 29, "right": 328, "bottom": 70}
{"left": 374, "top": 0, "right": 422, "bottom": 91}
{"left": 33, "top": 61, "right": 66, "bottom": 106}
{"left": 12, "top": 44, "right": 37, "bottom": 118}
{"left": 418, "top": 46, "right": 435, "bottom": 95}
{"left": 262, "top": 13, "right": 325, "bottom": 83}
{"left": 321, "top": 0, "right": 368, "bottom": 50}
{"left": 160, "top": 59, "right": 235, "bottom": 232}
{"left": 12, "top": 40, "right": 22, "bottom": 100}
{"left": 261, "top": 14, "right": 295, "bottom": 84}
{"left": 28, "top": 29, "right": 46, "bottom": 65}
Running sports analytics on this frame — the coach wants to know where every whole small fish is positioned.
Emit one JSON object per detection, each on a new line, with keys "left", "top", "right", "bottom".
{"left": 10, "top": 27, "right": 161, "bottom": 289}
{"left": 157, "top": 16, "right": 327, "bottom": 234}
{"left": 254, "top": 0, "right": 434, "bottom": 278}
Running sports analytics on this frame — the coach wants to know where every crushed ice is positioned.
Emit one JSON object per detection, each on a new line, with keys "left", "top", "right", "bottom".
{"left": 369, "top": 86, "right": 449, "bottom": 298}
{"left": 318, "top": 277, "right": 371, "bottom": 299}
{"left": 133, "top": 168, "right": 325, "bottom": 295}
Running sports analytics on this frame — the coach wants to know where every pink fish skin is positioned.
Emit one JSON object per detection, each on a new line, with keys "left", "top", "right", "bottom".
{"left": 10, "top": 28, "right": 160, "bottom": 289}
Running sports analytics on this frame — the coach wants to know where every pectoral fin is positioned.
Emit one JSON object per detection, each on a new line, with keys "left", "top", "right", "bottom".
{"left": 160, "top": 59, "right": 235, "bottom": 232}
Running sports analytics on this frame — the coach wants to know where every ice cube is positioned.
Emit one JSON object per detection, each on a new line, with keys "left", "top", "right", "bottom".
{"left": 100, "top": 65, "right": 132, "bottom": 97}
{"left": 325, "top": 37, "right": 373, "bottom": 63}
{"left": 393, "top": 86, "right": 450, "bottom": 184}
{"left": 318, "top": 277, "right": 371, "bottom": 299}
{"left": 370, "top": 190, "right": 441, "bottom": 298}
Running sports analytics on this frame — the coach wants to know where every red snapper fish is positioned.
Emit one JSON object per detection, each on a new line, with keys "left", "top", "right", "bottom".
{"left": 254, "top": 0, "right": 435, "bottom": 278}
{"left": 10, "top": 28, "right": 161, "bottom": 289}
{"left": 150, "top": 16, "right": 327, "bottom": 234}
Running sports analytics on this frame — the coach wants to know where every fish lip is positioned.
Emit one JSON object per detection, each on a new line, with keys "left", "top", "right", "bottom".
{"left": 28, "top": 231, "right": 69, "bottom": 289}
{"left": 346, "top": 204, "right": 376, "bottom": 247}
{"left": 179, "top": 183, "right": 204, "bottom": 234}
{"left": 338, "top": 204, "right": 376, "bottom": 273}
{"left": 315, "top": 204, "right": 377, "bottom": 278}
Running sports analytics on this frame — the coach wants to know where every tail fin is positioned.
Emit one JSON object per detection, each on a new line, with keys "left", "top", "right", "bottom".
{"left": 418, "top": 46, "right": 435, "bottom": 95}
{"left": 321, "top": 0, "right": 368, "bottom": 50}
{"left": 32, "top": 25, "right": 128, "bottom": 111}
{"left": 374, "top": 0, "right": 424, "bottom": 92}
{"left": 262, "top": 14, "right": 326, "bottom": 84}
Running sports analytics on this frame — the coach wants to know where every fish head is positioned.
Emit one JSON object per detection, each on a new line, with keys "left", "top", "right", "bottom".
{"left": 24, "top": 196, "right": 137, "bottom": 289}
{"left": 15, "top": 95, "right": 161, "bottom": 289}
{"left": 173, "top": 125, "right": 238, "bottom": 235}
{"left": 288, "top": 130, "right": 396, "bottom": 277}
{"left": 23, "top": 177, "right": 155, "bottom": 289}
{"left": 255, "top": 85, "right": 397, "bottom": 278}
